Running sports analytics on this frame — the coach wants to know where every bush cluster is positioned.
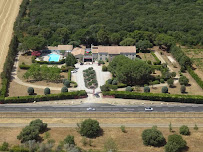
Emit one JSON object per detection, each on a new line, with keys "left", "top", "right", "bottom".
{"left": 102, "top": 91, "right": 203, "bottom": 104}
{"left": 179, "top": 125, "right": 190, "bottom": 135}
{"left": 187, "top": 67, "right": 203, "bottom": 89}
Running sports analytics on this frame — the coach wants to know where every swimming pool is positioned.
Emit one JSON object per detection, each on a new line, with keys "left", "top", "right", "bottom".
{"left": 48, "top": 54, "right": 60, "bottom": 62}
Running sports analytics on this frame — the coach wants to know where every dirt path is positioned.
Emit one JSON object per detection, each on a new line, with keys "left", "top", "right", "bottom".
{"left": 0, "top": 0, "right": 22, "bottom": 73}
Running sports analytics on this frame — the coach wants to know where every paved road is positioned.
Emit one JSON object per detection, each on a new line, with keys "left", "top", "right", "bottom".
{"left": 0, "top": 103, "right": 202, "bottom": 112}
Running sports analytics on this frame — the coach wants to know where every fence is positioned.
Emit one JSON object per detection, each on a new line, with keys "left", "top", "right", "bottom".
{"left": 0, "top": 112, "right": 203, "bottom": 118}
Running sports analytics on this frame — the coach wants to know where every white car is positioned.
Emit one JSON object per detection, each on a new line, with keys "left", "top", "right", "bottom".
{"left": 145, "top": 107, "right": 153, "bottom": 111}
{"left": 71, "top": 70, "right": 77, "bottom": 73}
{"left": 87, "top": 107, "right": 96, "bottom": 111}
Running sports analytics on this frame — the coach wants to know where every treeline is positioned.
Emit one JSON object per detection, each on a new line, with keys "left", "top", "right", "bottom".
{"left": 0, "top": 0, "right": 30, "bottom": 97}
{"left": 16, "top": 0, "right": 203, "bottom": 50}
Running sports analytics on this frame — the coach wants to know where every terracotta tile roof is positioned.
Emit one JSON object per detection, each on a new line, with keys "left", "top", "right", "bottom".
{"left": 71, "top": 47, "right": 85, "bottom": 56}
{"left": 92, "top": 46, "right": 136, "bottom": 54}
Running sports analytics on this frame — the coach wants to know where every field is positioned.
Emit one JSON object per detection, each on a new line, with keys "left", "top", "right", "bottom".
{"left": 0, "top": 0, "right": 22, "bottom": 75}
{"left": 0, "top": 116, "right": 203, "bottom": 151}
{"left": 182, "top": 49, "right": 203, "bottom": 80}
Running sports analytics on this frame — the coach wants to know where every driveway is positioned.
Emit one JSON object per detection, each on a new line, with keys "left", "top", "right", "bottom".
{"left": 73, "top": 63, "right": 111, "bottom": 93}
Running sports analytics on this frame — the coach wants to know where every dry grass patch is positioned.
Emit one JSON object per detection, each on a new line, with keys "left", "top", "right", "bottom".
{"left": 0, "top": 127, "right": 203, "bottom": 151}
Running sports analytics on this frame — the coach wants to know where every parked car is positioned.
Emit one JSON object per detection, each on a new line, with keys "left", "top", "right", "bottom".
{"left": 94, "top": 93, "right": 100, "bottom": 98}
{"left": 87, "top": 107, "right": 96, "bottom": 111}
{"left": 145, "top": 107, "right": 153, "bottom": 111}
{"left": 71, "top": 69, "right": 77, "bottom": 73}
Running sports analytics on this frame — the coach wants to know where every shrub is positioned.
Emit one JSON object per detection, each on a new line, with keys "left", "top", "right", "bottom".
{"left": 160, "top": 79, "right": 165, "bottom": 83}
{"left": 98, "top": 60, "right": 105, "bottom": 65}
{"left": 81, "top": 137, "right": 88, "bottom": 146}
{"left": 120, "top": 125, "right": 126, "bottom": 133}
{"left": 111, "top": 85, "right": 118, "bottom": 91}
{"left": 165, "top": 134, "right": 187, "bottom": 152}
{"left": 44, "top": 88, "right": 50, "bottom": 95}
{"left": 104, "top": 138, "right": 118, "bottom": 152}
{"left": 79, "top": 119, "right": 101, "bottom": 138}
{"left": 31, "top": 51, "right": 41, "bottom": 57}
{"left": 27, "top": 87, "right": 34, "bottom": 95}
{"left": 194, "top": 124, "right": 198, "bottom": 130}
{"left": 112, "top": 79, "right": 117, "bottom": 85}
{"left": 61, "top": 87, "right": 68, "bottom": 93}
{"left": 167, "top": 78, "right": 174, "bottom": 88}
{"left": 102, "top": 65, "right": 107, "bottom": 71}
{"left": 64, "top": 80, "right": 70, "bottom": 87}
{"left": 126, "top": 86, "right": 133, "bottom": 92}
{"left": 142, "top": 127, "right": 165, "bottom": 147}
{"left": 19, "top": 63, "right": 31, "bottom": 69}
{"left": 171, "top": 72, "right": 176, "bottom": 78}
{"left": 153, "top": 80, "right": 160, "bottom": 84}
{"left": 162, "top": 86, "right": 168, "bottom": 93}
{"left": 9, "top": 145, "right": 29, "bottom": 152}
{"left": 179, "top": 76, "right": 189, "bottom": 86}
{"left": 147, "top": 60, "right": 152, "bottom": 65}
{"left": 64, "top": 135, "right": 75, "bottom": 145}
{"left": 29, "top": 119, "right": 47, "bottom": 133}
{"left": 180, "top": 85, "right": 186, "bottom": 93}
{"left": 107, "top": 79, "right": 113, "bottom": 84}
{"left": 144, "top": 86, "right": 150, "bottom": 93}
{"left": 179, "top": 125, "right": 190, "bottom": 135}
{"left": 0, "top": 142, "right": 9, "bottom": 151}
{"left": 62, "top": 79, "right": 68, "bottom": 84}
{"left": 100, "top": 85, "right": 110, "bottom": 92}
{"left": 68, "top": 69, "right": 72, "bottom": 81}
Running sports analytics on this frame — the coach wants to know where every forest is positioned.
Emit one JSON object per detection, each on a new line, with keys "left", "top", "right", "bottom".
{"left": 16, "top": 0, "right": 203, "bottom": 50}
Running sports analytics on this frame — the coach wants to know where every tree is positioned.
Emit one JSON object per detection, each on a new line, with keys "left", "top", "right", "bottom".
{"left": 108, "top": 55, "right": 152, "bottom": 85}
{"left": 167, "top": 78, "right": 174, "bottom": 88}
{"left": 142, "top": 127, "right": 166, "bottom": 147}
{"left": 61, "top": 87, "right": 68, "bottom": 93}
{"left": 155, "top": 34, "right": 175, "bottom": 50}
{"left": 136, "top": 40, "right": 153, "bottom": 51}
{"left": 102, "top": 65, "right": 108, "bottom": 71}
{"left": 165, "top": 134, "right": 187, "bottom": 152}
{"left": 65, "top": 53, "right": 77, "bottom": 67}
{"left": 27, "top": 87, "right": 34, "bottom": 95}
{"left": 104, "top": 138, "right": 118, "bottom": 152}
{"left": 162, "top": 86, "right": 168, "bottom": 93}
{"left": 17, "top": 126, "right": 40, "bottom": 143}
{"left": 119, "top": 38, "right": 135, "bottom": 46}
{"left": 79, "top": 119, "right": 101, "bottom": 138}
{"left": 179, "top": 76, "right": 189, "bottom": 86}
{"left": 64, "top": 135, "right": 75, "bottom": 145}
{"left": 22, "top": 36, "right": 46, "bottom": 51}
{"left": 110, "top": 33, "right": 121, "bottom": 45}
{"left": 179, "top": 125, "right": 190, "bottom": 135}
{"left": 64, "top": 80, "right": 70, "bottom": 88}
{"left": 44, "top": 87, "right": 50, "bottom": 95}
{"left": 180, "top": 85, "right": 186, "bottom": 93}
{"left": 97, "top": 29, "right": 109, "bottom": 45}
{"left": 29, "top": 119, "right": 47, "bottom": 133}
{"left": 126, "top": 86, "right": 133, "bottom": 92}
{"left": 144, "top": 86, "right": 150, "bottom": 93}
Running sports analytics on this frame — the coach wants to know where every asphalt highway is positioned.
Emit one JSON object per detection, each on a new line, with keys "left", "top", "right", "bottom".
{"left": 0, "top": 103, "right": 202, "bottom": 112}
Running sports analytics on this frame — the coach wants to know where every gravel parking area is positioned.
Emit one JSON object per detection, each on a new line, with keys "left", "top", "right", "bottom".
{"left": 72, "top": 63, "right": 111, "bottom": 93}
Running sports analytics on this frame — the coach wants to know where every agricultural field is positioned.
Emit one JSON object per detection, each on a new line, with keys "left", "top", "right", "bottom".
{"left": 0, "top": 0, "right": 22, "bottom": 87}
{"left": 182, "top": 49, "right": 203, "bottom": 80}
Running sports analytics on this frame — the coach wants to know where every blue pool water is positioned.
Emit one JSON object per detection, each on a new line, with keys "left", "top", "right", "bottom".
{"left": 48, "top": 54, "right": 60, "bottom": 62}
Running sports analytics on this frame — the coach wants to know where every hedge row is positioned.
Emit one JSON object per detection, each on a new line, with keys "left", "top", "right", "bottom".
{"left": 0, "top": 90, "right": 87, "bottom": 104}
{"left": 34, "top": 59, "right": 65, "bottom": 65}
{"left": 68, "top": 69, "right": 72, "bottom": 81}
{"left": 103, "top": 91, "right": 203, "bottom": 104}
{"left": 151, "top": 51, "right": 161, "bottom": 65}
{"left": 187, "top": 67, "right": 203, "bottom": 89}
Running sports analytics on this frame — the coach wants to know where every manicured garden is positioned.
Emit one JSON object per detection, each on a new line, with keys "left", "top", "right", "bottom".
{"left": 83, "top": 67, "right": 98, "bottom": 89}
